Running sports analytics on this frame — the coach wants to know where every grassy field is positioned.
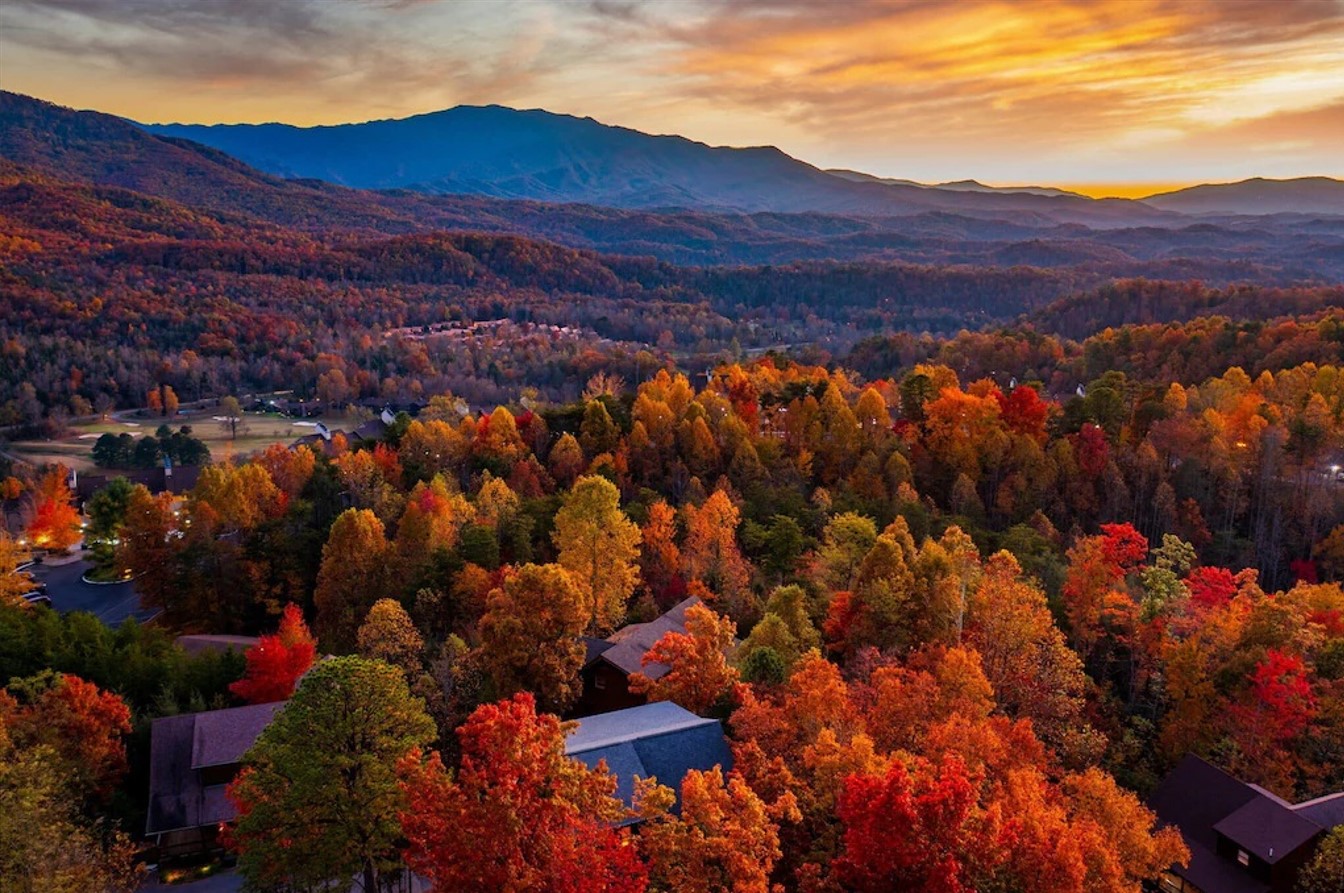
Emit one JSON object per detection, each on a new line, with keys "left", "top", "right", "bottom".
{"left": 5, "top": 410, "right": 359, "bottom": 472}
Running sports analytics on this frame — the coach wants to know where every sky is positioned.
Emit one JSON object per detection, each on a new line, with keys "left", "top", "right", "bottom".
{"left": 2, "top": 0, "right": 1342, "bottom": 195}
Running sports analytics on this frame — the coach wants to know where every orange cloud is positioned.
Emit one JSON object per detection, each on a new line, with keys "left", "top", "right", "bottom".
{"left": 1, "top": 0, "right": 1340, "bottom": 183}
{"left": 654, "top": 0, "right": 1344, "bottom": 148}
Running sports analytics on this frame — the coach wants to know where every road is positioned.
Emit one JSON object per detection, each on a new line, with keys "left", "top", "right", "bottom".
{"left": 141, "top": 870, "right": 242, "bottom": 893}
{"left": 26, "top": 556, "right": 158, "bottom": 626}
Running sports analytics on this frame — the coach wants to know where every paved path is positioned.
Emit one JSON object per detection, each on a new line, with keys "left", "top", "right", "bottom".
{"left": 27, "top": 556, "right": 158, "bottom": 626}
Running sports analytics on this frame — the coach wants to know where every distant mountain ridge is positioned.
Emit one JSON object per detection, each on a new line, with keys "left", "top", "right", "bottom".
{"left": 1142, "top": 177, "right": 1344, "bottom": 216}
{"left": 827, "top": 169, "right": 1086, "bottom": 199}
{"left": 141, "top": 104, "right": 1182, "bottom": 227}
{"left": 3, "top": 91, "right": 1342, "bottom": 280}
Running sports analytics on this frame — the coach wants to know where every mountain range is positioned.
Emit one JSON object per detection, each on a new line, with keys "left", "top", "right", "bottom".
{"left": 143, "top": 105, "right": 1344, "bottom": 223}
{"left": 2, "top": 90, "right": 1342, "bottom": 281}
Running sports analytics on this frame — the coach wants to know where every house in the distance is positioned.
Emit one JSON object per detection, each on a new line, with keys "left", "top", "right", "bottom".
{"left": 575, "top": 596, "right": 704, "bottom": 716}
{"left": 146, "top": 701, "right": 284, "bottom": 858}
{"left": 1148, "top": 754, "right": 1344, "bottom": 893}
{"left": 564, "top": 700, "right": 733, "bottom": 818}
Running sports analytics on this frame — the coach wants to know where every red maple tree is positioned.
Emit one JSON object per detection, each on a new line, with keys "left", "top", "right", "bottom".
{"left": 229, "top": 603, "right": 318, "bottom": 704}
{"left": 398, "top": 693, "right": 647, "bottom": 893}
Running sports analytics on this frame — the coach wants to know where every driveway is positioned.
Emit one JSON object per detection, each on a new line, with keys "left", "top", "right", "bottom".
{"left": 140, "top": 869, "right": 242, "bottom": 893}
{"left": 26, "top": 556, "right": 158, "bottom": 626}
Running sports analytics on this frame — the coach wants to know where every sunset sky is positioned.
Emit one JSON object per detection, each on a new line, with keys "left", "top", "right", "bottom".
{"left": 2, "top": 0, "right": 1342, "bottom": 195}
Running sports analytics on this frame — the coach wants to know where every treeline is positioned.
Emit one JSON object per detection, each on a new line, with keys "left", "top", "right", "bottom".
{"left": 91, "top": 425, "right": 210, "bottom": 469}
{"left": 847, "top": 308, "right": 1344, "bottom": 394}
{"left": 1029, "top": 278, "right": 1344, "bottom": 340}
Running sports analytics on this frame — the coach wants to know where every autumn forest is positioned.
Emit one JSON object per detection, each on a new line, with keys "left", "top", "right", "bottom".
{"left": 2, "top": 26, "right": 1344, "bottom": 893}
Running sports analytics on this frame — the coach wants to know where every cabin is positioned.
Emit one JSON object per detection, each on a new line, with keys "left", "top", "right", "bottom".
{"left": 289, "top": 421, "right": 349, "bottom": 455}
{"left": 564, "top": 701, "right": 733, "bottom": 819}
{"left": 574, "top": 596, "right": 704, "bottom": 716}
{"left": 1148, "top": 754, "right": 1343, "bottom": 893}
{"left": 145, "top": 701, "right": 284, "bottom": 859}
{"left": 74, "top": 465, "right": 203, "bottom": 502}
{"left": 349, "top": 409, "right": 395, "bottom": 444}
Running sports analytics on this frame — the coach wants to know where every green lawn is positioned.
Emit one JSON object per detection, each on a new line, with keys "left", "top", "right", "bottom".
{"left": 7, "top": 410, "right": 359, "bottom": 472}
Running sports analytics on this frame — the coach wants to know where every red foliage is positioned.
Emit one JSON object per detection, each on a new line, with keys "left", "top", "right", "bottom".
{"left": 1290, "top": 558, "right": 1319, "bottom": 584}
{"left": 823, "top": 590, "right": 861, "bottom": 655}
{"left": 1236, "top": 650, "right": 1317, "bottom": 743}
{"left": 26, "top": 468, "right": 82, "bottom": 552}
{"left": 229, "top": 603, "right": 318, "bottom": 704}
{"left": 833, "top": 756, "right": 997, "bottom": 893}
{"left": 1185, "top": 566, "right": 1237, "bottom": 610}
{"left": 371, "top": 443, "right": 403, "bottom": 483}
{"left": 996, "top": 385, "right": 1050, "bottom": 441}
{"left": 1098, "top": 523, "right": 1148, "bottom": 573}
{"left": 399, "top": 693, "right": 646, "bottom": 893}
{"left": 1, "top": 674, "right": 132, "bottom": 801}
{"left": 1073, "top": 424, "right": 1110, "bottom": 477}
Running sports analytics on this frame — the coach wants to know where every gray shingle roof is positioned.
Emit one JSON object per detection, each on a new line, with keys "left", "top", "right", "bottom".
{"left": 1294, "top": 791, "right": 1344, "bottom": 830}
{"left": 147, "top": 702, "right": 284, "bottom": 836}
{"left": 565, "top": 701, "right": 733, "bottom": 815}
{"left": 1214, "top": 797, "right": 1322, "bottom": 864}
{"left": 192, "top": 701, "right": 285, "bottom": 768}
{"left": 582, "top": 636, "right": 615, "bottom": 667}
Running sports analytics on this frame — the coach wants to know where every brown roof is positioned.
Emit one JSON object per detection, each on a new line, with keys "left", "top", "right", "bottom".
{"left": 601, "top": 596, "right": 703, "bottom": 680}
{"left": 1214, "top": 797, "right": 1322, "bottom": 865}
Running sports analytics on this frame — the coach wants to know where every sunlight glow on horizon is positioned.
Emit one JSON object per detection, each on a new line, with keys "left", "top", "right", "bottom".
{"left": 1, "top": 0, "right": 1341, "bottom": 186}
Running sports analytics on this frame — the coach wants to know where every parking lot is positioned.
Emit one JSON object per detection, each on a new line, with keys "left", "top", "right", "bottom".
{"left": 24, "top": 555, "right": 158, "bottom": 626}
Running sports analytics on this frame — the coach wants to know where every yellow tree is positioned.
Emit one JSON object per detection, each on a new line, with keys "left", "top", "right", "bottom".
{"left": 315, "top": 509, "right": 392, "bottom": 652}
{"left": 395, "top": 475, "right": 471, "bottom": 581}
{"left": 473, "top": 407, "right": 528, "bottom": 471}
{"left": 478, "top": 563, "right": 588, "bottom": 712}
{"left": 683, "top": 490, "right": 755, "bottom": 624}
{"left": 190, "top": 462, "right": 281, "bottom": 534}
{"left": 0, "top": 531, "right": 33, "bottom": 606}
{"left": 474, "top": 474, "right": 520, "bottom": 529}
{"left": 333, "top": 449, "right": 404, "bottom": 524}
{"left": 547, "top": 433, "right": 586, "bottom": 488}
{"left": 400, "top": 419, "right": 469, "bottom": 485}
{"left": 854, "top": 387, "right": 891, "bottom": 448}
{"left": 553, "top": 475, "right": 641, "bottom": 636}
{"left": 357, "top": 598, "right": 425, "bottom": 680}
